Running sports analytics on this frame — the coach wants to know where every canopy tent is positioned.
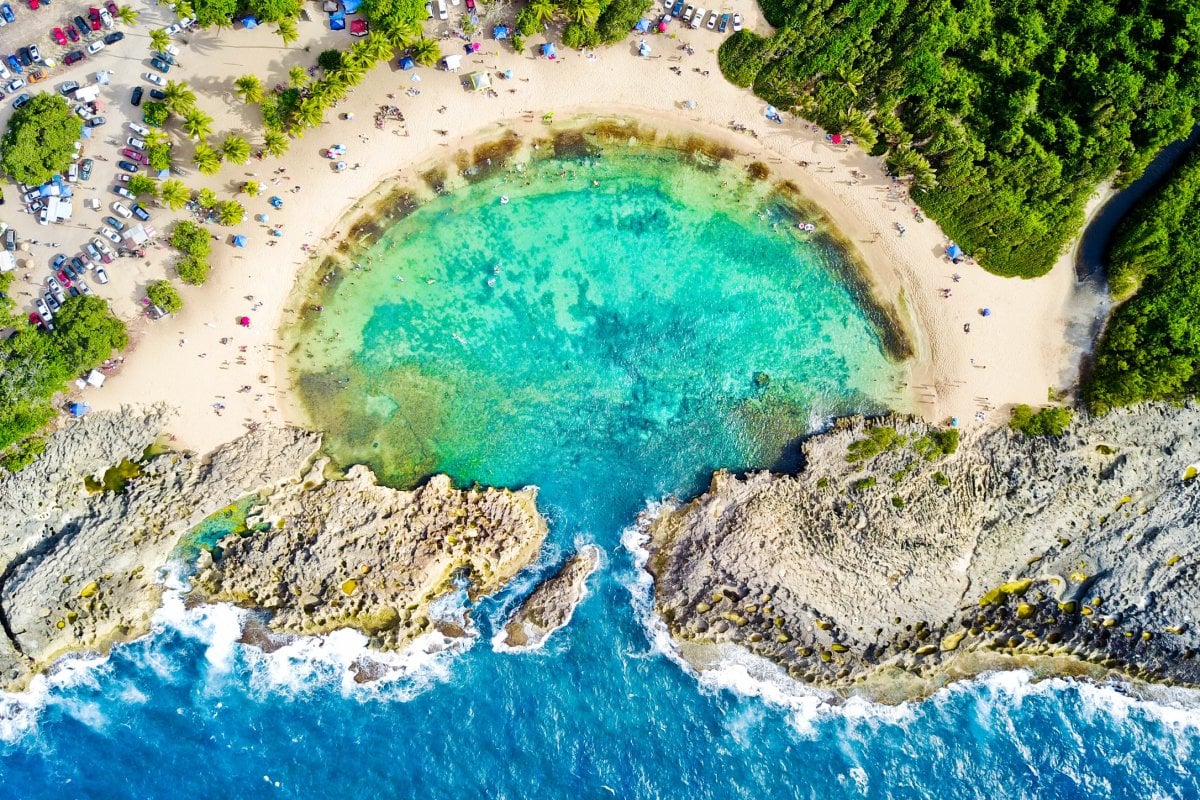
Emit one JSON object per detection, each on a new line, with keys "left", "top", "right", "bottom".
{"left": 541, "top": 42, "right": 556, "bottom": 59}
{"left": 946, "top": 243, "right": 963, "bottom": 260}
{"left": 85, "top": 369, "right": 105, "bottom": 388}
{"left": 441, "top": 53, "right": 462, "bottom": 70}
{"left": 980, "top": 308, "right": 992, "bottom": 317}
{"left": 468, "top": 71, "right": 491, "bottom": 91}
{"left": 342, "top": 0, "right": 362, "bottom": 11}
{"left": 329, "top": 11, "right": 346, "bottom": 30}
{"left": 322, "top": 0, "right": 337, "bottom": 10}
{"left": 349, "top": 18, "right": 368, "bottom": 35}
{"left": 658, "top": 18, "right": 668, "bottom": 31}
{"left": 399, "top": 55, "right": 416, "bottom": 70}
{"left": 634, "top": 17, "right": 651, "bottom": 32}
{"left": 68, "top": 402, "right": 89, "bottom": 417}
{"left": 270, "top": 196, "right": 283, "bottom": 208}
{"left": 465, "top": 41, "right": 480, "bottom": 53}
{"left": 232, "top": 234, "right": 248, "bottom": 247}
{"left": 242, "top": 15, "right": 258, "bottom": 28}
{"left": 493, "top": 25, "right": 509, "bottom": 39}
{"left": 638, "top": 40, "right": 651, "bottom": 56}
{"left": 256, "top": 213, "right": 269, "bottom": 222}
{"left": 503, "top": 68, "right": 513, "bottom": 79}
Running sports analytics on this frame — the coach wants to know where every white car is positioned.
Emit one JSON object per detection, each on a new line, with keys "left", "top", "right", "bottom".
{"left": 86, "top": 40, "right": 106, "bottom": 55}
{"left": 117, "top": 173, "right": 131, "bottom": 183}
{"left": 690, "top": 7, "right": 705, "bottom": 27}
{"left": 35, "top": 296, "right": 52, "bottom": 320}
{"left": 5, "top": 77, "right": 23, "bottom": 93}
{"left": 114, "top": 186, "right": 134, "bottom": 199}
{"left": 436, "top": 0, "right": 447, "bottom": 19}
{"left": 99, "top": 8, "right": 113, "bottom": 27}
{"left": 94, "top": 266, "right": 109, "bottom": 284}
{"left": 0, "top": 62, "right": 10, "bottom": 81}
{"left": 732, "top": 12, "right": 742, "bottom": 31}
{"left": 68, "top": 162, "right": 79, "bottom": 182}
{"left": 127, "top": 136, "right": 146, "bottom": 149}
{"left": 77, "top": 279, "right": 93, "bottom": 296}
{"left": 179, "top": 16, "right": 195, "bottom": 29}
{"left": 681, "top": 4, "right": 694, "bottom": 21}
{"left": 46, "top": 276, "right": 66, "bottom": 304}
{"left": 38, "top": 207, "right": 48, "bottom": 225}
{"left": 92, "top": 237, "right": 114, "bottom": 259}
{"left": 706, "top": 10, "right": 718, "bottom": 29}
{"left": 164, "top": 22, "right": 181, "bottom": 35}
{"left": 100, "top": 227, "right": 122, "bottom": 244}
{"left": 144, "top": 72, "right": 165, "bottom": 86}
{"left": 424, "top": 1, "right": 432, "bottom": 17}
{"left": 127, "top": 122, "right": 149, "bottom": 136}
{"left": 111, "top": 201, "right": 132, "bottom": 218}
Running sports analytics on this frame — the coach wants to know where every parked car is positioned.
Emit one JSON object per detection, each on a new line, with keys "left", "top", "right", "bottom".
{"left": 681, "top": 4, "right": 693, "bottom": 21}
{"left": 44, "top": 291, "right": 60, "bottom": 313}
{"left": 35, "top": 296, "right": 52, "bottom": 319}
{"left": 3, "top": 228, "right": 14, "bottom": 250}
{"left": 16, "top": 47, "right": 30, "bottom": 66}
{"left": 58, "top": 80, "right": 78, "bottom": 95}
{"left": 99, "top": 7, "right": 112, "bottom": 27}
{"left": 129, "top": 85, "right": 142, "bottom": 106}
{"left": 126, "top": 137, "right": 145, "bottom": 149}
{"left": 148, "top": 88, "right": 166, "bottom": 100}
{"left": 80, "top": 158, "right": 93, "bottom": 180}
{"left": 103, "top": 215, "right": 124, "bottom": 231}
{"left": 117, "top": 172, "right": 130, "bottom": 183}
{"left": 0, "top": 4, "right": 14, "bottom": 24}
{"left": 117, "top": 160, "right": 138, "bottom": 173}
{"left": 52, "top": 27, "right": 67, "bottom": 45}
{"left": 705, "top": 10, "right": 717, "bottom": 28}
{"left": 52, "top": 253, "right": 66, "bottom": 269}
{"left": 121, "top": 147, "right": 147, "bottom": 164}
{"left": 73, "top": 15, "right": 88, "bottom": 37}
{"left": 0, "top": 62, "right": 9, "bottom": 80}
{"left": 11, "top": 92, "right": 29, "bottom": 108}
{"left": 153, "top": 50, "right": 174, "bottom": 65}
{"left": 100, "top": 227, "right": 121, "bottom": 244}
{"left": 131, "top": 204, "right": 150, "bottom": 221}
{"left": 91, "top": 237, "right": 113, "bottom": 262}
{"left": 55, "top": 269, "right": 72, "bottom": 288}
{"left": 731, "top": 12, "right": 742, "bottom": 31}
{"left": 28, "top": 44, "right": 39, "bottom": 62}
{"left": 149, "top": 56, "right": 170, "bottom": 73}
{"left": 127, "top": 121, "right": 148, "bottom": 136}
{"left": 4, "top": 77, "right": 23, "bottom": 93}
{"left": 719, "top": 11, "right": 731, "bottom": 31}
{"left": 143, "top": 71, "right": 164, "bottom": 86}
{"left": 67, "top": 161, "right": 78, "bottom": 182}
{"left": 110, "top": 200, "right": 131, "bottom": 217}
{"left": 77, "top": 279, "right": 92, "bottom": 296}
{"left": 73, "top": 102, "right": 91, "bottom": 117}
{"left": 70, "top": 255, "right": 87, "bottom": 273}
{"left": 163, "top": 22, "right": 180, "bottom": 35}
{"left": 28, "top": 69, "right": 46, "bottom": 83}
{"left": 435, "top": 0, "right": 446, "bottom": 20}
{"left": 113, "top": 186, "right": 134, "bottom": 200}
{"left": 105, "top": 0, "right": 117, "bottom": 15}
{"left": 88, "top": 6, "right": 101, "bottom": 30}
{"left": 94, "top": 265, "right": 108, "bottom": 284}
{"left": 86, "top": 115, "right": 105, "bottom": 127}
{"left": 86, "top": 39, "right": 106, "bottom": 55}
{"left": 26, "top": 0, "right": 36, "bottom": 9}
{"left": 64, "top": 50, "right": 84, "bottom": 65}
{"left": 5, "top": 55, "right": 20, "bottom": 75}
{"left": 47, "top": 276, "right": 66, "bottom": 303}
{"left": 103, "top": 30, "right": 123, "bottom": 44}
{"left": 690, "top": 7, "right": 704, "bottom": 27}
{"left": 67, "top": 25, "right": 79, "bottom": 41}
{"left": 83, "top": 240, "right": 100, "bottom": 261}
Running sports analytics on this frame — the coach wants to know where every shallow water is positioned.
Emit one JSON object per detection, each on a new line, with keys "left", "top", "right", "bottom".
{"left": 4, "top": 141, "right": 1199, "bottom": 797}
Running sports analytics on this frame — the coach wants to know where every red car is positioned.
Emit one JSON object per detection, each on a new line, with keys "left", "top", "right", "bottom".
{"left": 88, "top": 7, "right": 101, "bottom": 29}
{"left": 27, "top": 0, "right": 38, "bottom": 9}
{"left": 120, "top": 147, "right": 148, "bottom": 164}
{"left": 105, "top": 0, "right": 117, "bottom": 15}
{"left": 56, "top": 269, "right": 72, "bottom": 287}
{"left": 66, "top": 25, "right": 79, "bottom": 41}
{"left": 52, "top": 27, "right": 67, "bottom": 45}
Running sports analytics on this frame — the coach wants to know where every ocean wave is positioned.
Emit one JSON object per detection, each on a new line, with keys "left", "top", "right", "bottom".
{"left": 0, "top": 652, "right": 112, "bottom": 744}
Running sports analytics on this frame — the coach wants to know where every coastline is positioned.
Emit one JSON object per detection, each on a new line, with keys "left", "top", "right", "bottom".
{"left": 76, "top": 18, "right": 1097, "bottom": 452}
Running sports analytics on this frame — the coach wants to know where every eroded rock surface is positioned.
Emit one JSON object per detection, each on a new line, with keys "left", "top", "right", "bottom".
{"left": 644, "top": 403, "right": 1200, "bottom": 700}
{"left": 193, "top": 464, "right": 549, "bottom": 648}
{"left": 499, "top": 545, "right": 601, "bottom": 650}
{"left": 0, "top": 409, "right": 320, "bottom": 689}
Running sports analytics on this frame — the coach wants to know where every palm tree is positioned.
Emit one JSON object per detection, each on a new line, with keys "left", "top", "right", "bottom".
{"left": 567, "top": 0, "right": 601, "bottom": 26}
{"left": 297, "top": 98, "right": 324, "bottom": 128}
{"left": 144, "top": 129, "right": 171, "bottom": 149}
{"left": 409, "top": 37, "right": 440, "bottom": 67}
{"left": 117, "top": 4, "right": 138, "bottom": 24}
{"left": 346, "top": 39, "right": 376, "bottom": 70}
{"left": 181, "top": 109, "right": 213, "bottom": 141}
{"left": 127, "top": 174, "right": 158, "bottom": 198}
{"left": 234, "top": 74, "right": 263, "bottom": 104}
{"left": 162, "top": 80, "right": 196, "bottom": 115}
{"left": 263, "top": 130, "right": 290, "bottom": 157}
{"left": 196, "top": 187, "right": 218, "bottom": 209}
{"left": 288, "top": 65, "right": 310, "bottom": 88}
{"left": 174, "top": 1, "right": 194, "bottom": 19}
{"left": 276, "top": 17, "right": 299, "bottom": 47}
{"left": 363, "top": 32, "right": 394, "bottom": 63}
{"left": 383, "top": 18, "right": 420, "bottom": 49}
{"left": 149, "top": 28, "right": 170, "bottom": 53}
{"left": 159, "top": 179, "right": 189, "bottom": 210}
{"left": 221, "top": 134, "right": 251, "bottom": 164}
{"left": 217, "top": 200, "right": 245, "bottom": 226}
{"left": 528, "top": 0, "right": 556, "bottom": 26}
{"left": 242, "top": 180, "right": 261, "bottom": 197}
{"left": 193, "top": 144, "right": 223, "bottom": 175}
{"left": 331, "top": 63, "right": 365, "bottom": 87}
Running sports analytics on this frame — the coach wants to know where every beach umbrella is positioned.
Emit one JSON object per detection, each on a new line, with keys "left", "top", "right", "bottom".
{"left": 541, "top": 42, "right": 556, "bottom": 59}
{"left": 946, "top": 243, "right": 963, "bottom": 260}
{"left": 232, "top": 234, "right": 247, "bottom": 247}
{"left": 399, "top": 56, "right": 415, "bottom": 70}
{"left": 683, "top": 99, "right": 697, "bottom": 109}
{"left": 256, "top": 213, "right": 269, "bottom": 222}
{"left": 270, "top": 229, "right": 283, "bottom": 237}
{"left": 981, "top": 308, "right": 991, "bottom": 317}
{"left": 239, "top": 316, "right": 251, "bottom": 327}
{"left": 639, "top": 40, "right": 651, "bottom": 56}
{"left": 765, "top": 105, "right": 777, "bottom": 118}
{"left": 503, "top": 69, "right": 513, "bottom": 79}
{"left": 831, "top": 133, "right": 843, "bottom": 144}
{"left": 270, "top": 196, "right": 283, "bottom": 208}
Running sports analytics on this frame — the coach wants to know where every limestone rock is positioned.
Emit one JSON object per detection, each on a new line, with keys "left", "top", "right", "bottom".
{"left": 192, "top": 464, "right": 549, "bottom": 648}
{"left": 499, "top": 545, "right": 601, "bottom": 650}
{"left": 643, "top": 402, "right": 1200, "bottom": 700}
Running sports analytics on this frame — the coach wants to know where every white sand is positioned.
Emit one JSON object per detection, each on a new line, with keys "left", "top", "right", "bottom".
{"left": 73, "top": 7, "right": 1097, "bottom": 451}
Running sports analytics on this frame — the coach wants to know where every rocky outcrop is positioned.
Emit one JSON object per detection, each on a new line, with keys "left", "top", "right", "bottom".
{"left": 644, "top": 403, "right": 1200, "bottom": 700}
{"left": 498, "top": 545, "right": 601, "bottom": 650}
{"left": 0, "top": 409, "right": 321, "bottom": 689}
{"left": 193, "top": 464, "right": 548, "bottom": 648}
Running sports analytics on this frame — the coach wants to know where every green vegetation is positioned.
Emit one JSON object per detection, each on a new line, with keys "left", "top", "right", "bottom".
{"left": 0, "top": 297, "right": 127, "bottom": 458}
{"left": 0, "top": 94, "right": 85, "bottom": 185}
{"left": 235, "top": 75, "right": 264, "bottom": 104}
{"left": 127, "top": 174, "right": 159, "bottom": 198}
{"left": 912, "top": 429, "right": 959, "bottom": 461}
{"left": 932, "top": 471, "right": 950, "bottom": 487}
{"left": 359, "top": 0, "right": 424, "bottom": 46}
{"left": 1009, "top": 404, "right": 1073, "bottom": 437}
{"left": 192, "top": 0, "right": 299, "bottom": 27}
{"left": 192, "top": 143, "right": 222, "bottom": 175}
{"left": 215, "top": 199, "right": 246, "bottom": 226}
{"left": 170, "top": 220, "right": 213, "bottom": 285}
{"left": 1087, "top": 146, "right": 1200, "bottom": 413}
{"left": 143, "top": 101, "right": 169, "bottom": 127}
{"left": 317, "top": 49, "right": 344, "bottom": 71}
{"left": 891, "top": 495, "right": 905, "bottom": 509}
{"left": 160, "top": 180, "right": 189, "bottom": 210}
{"left": 146, "top": 280, "right": 183, "bottom": 314}
{"left": 718, "top": 0, "right": 1200, "bottom": 278}
{"left": 220, "top": 134, "right": 251, "bottom": 165}
{"left": 513, "top": 0, "right": 646, "bottom": 48}
{"left": 846, "top": 425, "right": 904, "bottom": 463}
{"left": 851, "top": 476, "right": 877, "bottom": 492}
{"left": 0, "top": 435, "right": 45, "bottom": 473}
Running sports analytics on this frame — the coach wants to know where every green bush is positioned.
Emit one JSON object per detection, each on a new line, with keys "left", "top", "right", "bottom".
{"left": 1, "top": 94, "right": 84, "bottom": 185}
{"left": 932, "top": 471, "right": 950, "bottom": 487}
{"left": 596, "top": 0, "right": 649, "bottom": 43}
{"left": 913, "top": 428, "right": 959, "bottom": 460}
{"left": 142, "top": 102, "right": 169, "bottom": 127}
{"left": 176, "top": 255, "right": 210, "bottom": 285}
{"left": 0, "top": 435, "right": 45, "bottom": 473}
{"left": 846, "top": 425, "right": 905, "bottom": 463}
{"left": 515, "top": 7, "right": 540, "bottom": 36}
{"left": 1009, "top": 404, "right": 1073, "bottom": 437}
{"left": 146, "top": 280, "right": 183, "bottom": 314}
{"left": 171, "top": 221, "right": 213, "bottom": 285}
{"left": 215, "top": 199, "right": 246, "bottom": 226}
{"left": 562, "top": 22, "right": 600, "bottom": 50}
{"left": 851, "top": 476, "right": 877, "bottom": 492}
{"left": 318, "top": 48, "right": 344, "bottom": 71}
{"left": 717, "top": 31, "right": 771, "bottom": 87}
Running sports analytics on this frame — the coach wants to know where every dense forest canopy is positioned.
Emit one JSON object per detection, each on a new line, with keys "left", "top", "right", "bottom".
{"left": 1087, "top": 145, "right": 1200, "bottom": 413}
{"left": 720, "top": 0, "right": 1200, "bottom": 277}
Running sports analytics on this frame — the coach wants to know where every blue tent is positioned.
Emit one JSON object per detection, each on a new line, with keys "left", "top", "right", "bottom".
{"left": 233, "top": 235, "right": 247, "bottom": 247}
{"left": 399, "top": 56, "right": 415, "bottom": 70}
{"left": 157, "top": 168, "right": 170, "bottom": 179}
{"left": 634, "top": 17, "right": 651, "bottom": 32}
{"left": 242, "top": 15, "right": 258, "bottom": 28}
{"left": 68, "top": 402, "right": 89, "bottom": 417}
{"left": 946, "top": 243, "right": 963, "bottom": 259}
{"left": 270, "top": 196, "right": 284, "bottom": 208}
{"left": 493, "top": 25, "right": 509, "bottom": 39}
{"left": 541, "top": 42, "right": 556, "bottom": 58}
{"left": 330, "top": 10, "right": 346, "bottom": 29}
{"left": 342, "top": 0, "right": 362, "bottom": 12}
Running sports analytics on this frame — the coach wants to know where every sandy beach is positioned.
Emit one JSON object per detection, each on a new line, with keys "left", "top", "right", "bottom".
{"left": 77, "top": 6, "right": 1097, "bottom": 452}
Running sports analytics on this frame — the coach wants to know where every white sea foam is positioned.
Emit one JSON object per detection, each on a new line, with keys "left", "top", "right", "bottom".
{"left": 490, "top": 540, "right": 603, "bottom": 654}
{"left": 0, "top": 652, "right": 112, "bottom": 743}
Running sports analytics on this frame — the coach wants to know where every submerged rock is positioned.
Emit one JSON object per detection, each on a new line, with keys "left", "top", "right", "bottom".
{"left": 192, "top": 463, "right": 549, "bottom": 649}
{"left": 643, "top": 403, "right": 1200, "bottom": 701}
{"left": 499, "top": 545, "right": 602, "bottom": 650}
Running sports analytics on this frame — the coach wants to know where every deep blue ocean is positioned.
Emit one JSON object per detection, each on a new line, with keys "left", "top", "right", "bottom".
{"left": 3, "top": 144, "right": 1198, "bottom": 798}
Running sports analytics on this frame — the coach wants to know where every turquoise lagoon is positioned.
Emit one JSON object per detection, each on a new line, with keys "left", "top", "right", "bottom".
{"left": 3, "top": 132, "right": 1199, "bottom": 798}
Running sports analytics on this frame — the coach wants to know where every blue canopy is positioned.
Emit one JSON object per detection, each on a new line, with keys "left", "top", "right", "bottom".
{"left": 399, "top": 55, "right": 415, "bottom": 70}
{"left": 946, "top": 243, "right": 963, "bottom": 259}
{"left": 634, "top": 17, "right": 651, "bottom": 32}
{"left": 232, "top": 235, "right": 248, "bottom": 247}
{"left": 242, "top": 16, "right": 258, "bottom": 28}
{"left": 493, "top": 25, "right": 508, "bottom": 39}
{"left": 68, "top": 402, "right": 89, "bottom": 417}
{"left": 541, "top": 42, "right": 556, "bottom": 57}
{"left": 342, "top": 0, "right": 362, "bottom": 11}
{"left": 270, "top": 196, "right": 283, "bottom": 208}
